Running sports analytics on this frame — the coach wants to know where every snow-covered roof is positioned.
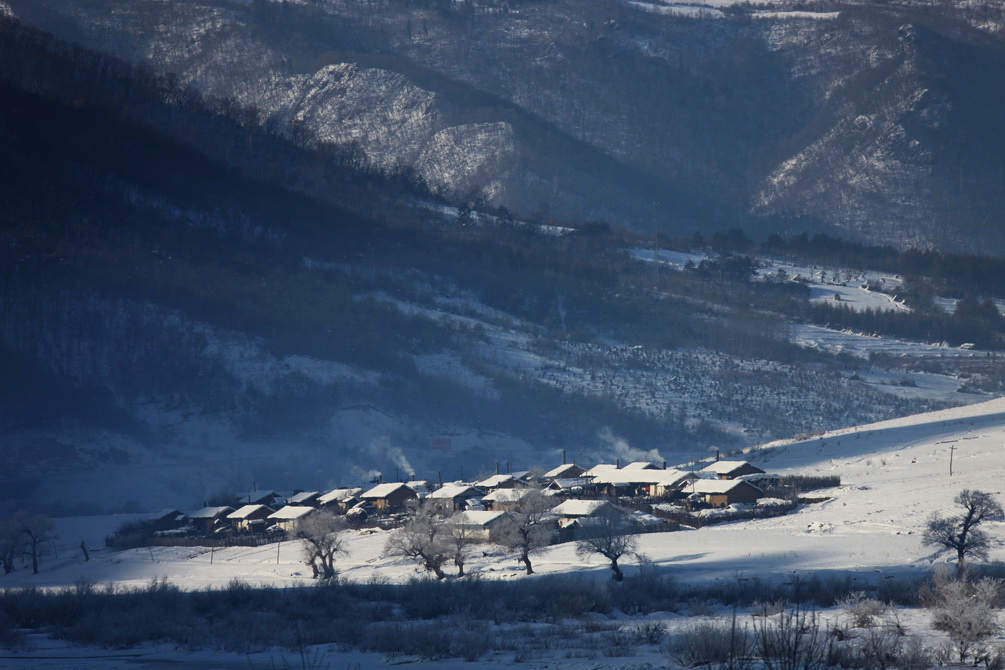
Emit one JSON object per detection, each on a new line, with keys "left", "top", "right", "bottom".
{"left": 476, "top": 474, "right": 523, "bottom": 488}
{"left": 267, "top": 506, "right": 316, "bottom": 521}
{"left": 318, "top": 487, "right": 362, "bottom": 505}
{"left": 361, "top": 483, "right": 415, "bottom": 499}
{"left": 543, "top": 464, "right": 585, "bottom": 479}
{"left": 590, "top": 468, "right": 691, "bottom": 486}
{"left": 451, "top": 510, "right": 507, "bottom": 527}
{"left": 691, "top": 479, "right": 761, "bottom": 494}
{"left": 428, "top": 484, "right": 483, "bottom": 499}
{"left": 235, "top": 490, "right": 276, "bottom": 504}
{"left": 150, "top": 508, "right": 185, "bottom": 521}
{"left": 583, "top": 464, "right": 619, "bottom": 477}
{"left": 482, "top": 488, "right": 529, "bottom": 503}
{"left": 623, "top": 461, "right": 661, "bottom": 470}
{"left": 227, "top": 505, "right": 270, "bottom": 520}
{"left": 700, "top": 460, "right": 763, "bottom": 476}
{"left": 551, "top": 499, "right": 615, "bottom": 517}
{"left": 190, "top": 506, "right": 234, "bottom": 519}
{"left": 548, "top": 477, "right": 591, "bottom": 489}
{"left": 287, "top": 491, "right": 319, "bottom": 505}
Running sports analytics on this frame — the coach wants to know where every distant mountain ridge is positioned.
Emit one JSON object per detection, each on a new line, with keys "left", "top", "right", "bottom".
{"left": 5, "top": 0, "right": 1005, "bottom": 252}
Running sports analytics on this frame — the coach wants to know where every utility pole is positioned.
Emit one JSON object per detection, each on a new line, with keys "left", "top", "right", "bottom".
{"left": 949, "top": 444, "right": 956, "bottom": 477}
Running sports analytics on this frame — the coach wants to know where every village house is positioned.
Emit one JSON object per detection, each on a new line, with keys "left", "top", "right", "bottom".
{"left": 148, "top": 509, "right": 188, "bottom": 531}
{"left": 546, "top": 477, "right": 599, "bottom": 497}
{"left": 689, "top": 479, "right": 763, "bottom": 508}
{"left": 426, "top": 484, "right": 485, "bottom": 512}
{"left": 267, "top": 505, "right": 317, "bottom": 533}
{"left": 287, "top": 490, "right": 321, "bottom": 507}
{"left": 449, "top": 510, "right": 516, "bottom": 542}
{"left": 582, "top": 463, "right": 620, "bottom": 478}
{"left": 360, "top": 482, "right": 418, "bottom": 513}
{"left": 318, "top": 487, "right": 362, "bottom": 512}
{"left": 551, "top": 499, "right": 623, "bottom": 529}
{"left": 189, "top": 506, "right": 234, "bottom": 535}
{"left": 227, "top": 504, "right": 273, "bottom": 534}
{"left": 475, "top": 473, "right": 528, "bottom": 491}
{"left": 482, "top": 487, "right": 529, "bottom": 512}
{"left": 699, "top": 460, "right": 766, "bottom": 480}
{"left": 542, "top": 463, "right": 586, "bottom": 481}
{"left": 621, "top": 461, "right": 663, "bottom": 471}
{"left": 590, "top": 468, "right": 693, "bottom": 499}
{"left": 234, "top": 490, "right": 279, "bottom": 507}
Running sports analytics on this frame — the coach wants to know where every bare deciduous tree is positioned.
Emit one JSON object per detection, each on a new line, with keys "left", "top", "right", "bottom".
{"left": 498, "top": 489, "right": 555, "bottom": 575}
{"left": 923, "top": 489, "right": 1003, "bottom": 576}
{"left": 383, "top": 505, "right": 449, "bottom": 580}
{"left": 574, "top": 513, "right": 638, "bottom": 581}
{"left": 443, "top": 516, "right": 475, "bottom": 578}
{"left": 12, "top": 512, "right": 55, "bottom": 575}
{"left": 294, "top": 510, "right": 348, "bottom": 580}
{"left": 0, "top": 516, "right": 20, "bottom": 575}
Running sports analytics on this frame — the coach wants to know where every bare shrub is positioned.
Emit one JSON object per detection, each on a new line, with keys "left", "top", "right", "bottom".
{"left": 671, "top": 614, "right": 752, "bottom": 669}
{"left": 855, "top": 623, "right": 902, "bottom": 670}
{"left": 752, "top": 603, "right": 829, "bottom": 670}
{"left": 634, "top": 620, "right": 667, "bottom": 645}
{"left": 895, "top": 635, "right": 934, "bottom": 670}
{"left": 600, "top": 627, "right": 637, "bottom": 657}
{"left": 449, "top": 620, "right": 492, "bottom": 661}
{"left": 361, "top": 621, "right": 452, "bottom": 659}
{"left": 611, "top": 555, "right": 677, "bottom": 613}
{"left": 838, "top": 591, "right": 887, "bottom": 628}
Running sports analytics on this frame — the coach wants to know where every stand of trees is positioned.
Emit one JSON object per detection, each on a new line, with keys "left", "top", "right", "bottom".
{"left": 0, "top": 512, "right": 55, "bottom": 575}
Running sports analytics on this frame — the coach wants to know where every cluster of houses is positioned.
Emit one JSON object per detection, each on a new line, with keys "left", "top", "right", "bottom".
{"left": 151, "top": 459, "right": 769, "bottom": 542}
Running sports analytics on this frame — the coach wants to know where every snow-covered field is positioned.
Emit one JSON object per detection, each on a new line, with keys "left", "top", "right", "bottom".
{"left": 7, "top": 398, "right": 1005, "bottom": 667}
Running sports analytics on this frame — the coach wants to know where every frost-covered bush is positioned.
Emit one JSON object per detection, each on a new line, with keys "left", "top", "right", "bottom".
{"left": 922, "top": 572, "right": 1001, "bottom": 664}
{"left": 838, "top": 591, "right": 887, "bottom": 628}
